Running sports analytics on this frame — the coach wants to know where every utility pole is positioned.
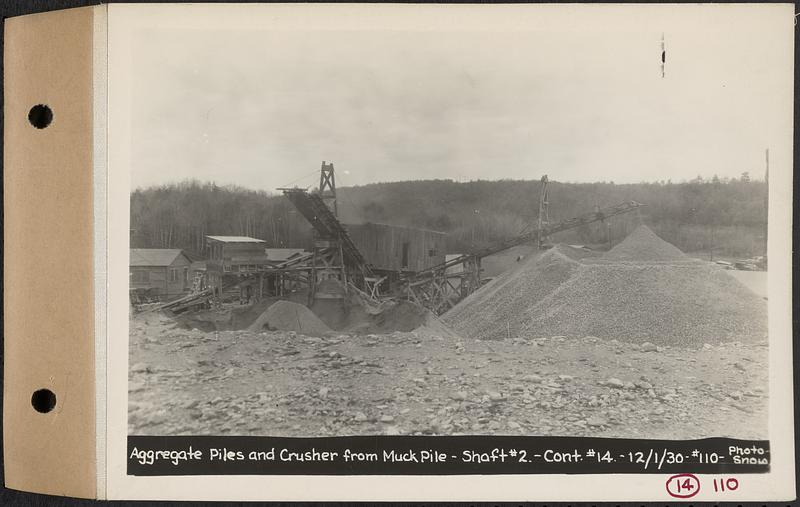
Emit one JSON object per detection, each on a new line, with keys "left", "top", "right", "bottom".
{"left": 537, "top": 175, "right": 550, "bottom": 248}
{"left": 472, "top": 209, "right": 480, "bottom": 247}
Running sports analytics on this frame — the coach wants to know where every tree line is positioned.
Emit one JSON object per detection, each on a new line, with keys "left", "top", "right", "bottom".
{"left": 131, "top": 176, "right": 767, "bottom": 259}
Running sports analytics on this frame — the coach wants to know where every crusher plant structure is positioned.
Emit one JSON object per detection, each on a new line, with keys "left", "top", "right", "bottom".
{"left": 281, "top": 163, "right": 646, "bottom": 314}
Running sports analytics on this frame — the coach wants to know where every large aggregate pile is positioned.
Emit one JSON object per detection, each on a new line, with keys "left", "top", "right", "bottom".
{"left": 444, "top": 244, "right": 596, "bottom": 340}
{"left": 445, "top": 225, "right": 767, "bottom": 346}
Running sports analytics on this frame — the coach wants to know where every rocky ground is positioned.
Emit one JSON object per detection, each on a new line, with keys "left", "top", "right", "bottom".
{"left": 129, "top": 313, "right": 768, "bottom": 439}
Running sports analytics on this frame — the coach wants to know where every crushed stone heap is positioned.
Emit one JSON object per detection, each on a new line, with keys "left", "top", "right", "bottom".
{"left": 444, "top": 244, "right": 596, "bottom": 341}
{"left": 444, "top": 225, "right": 767, "bottom": 346}
{"left": 603, "top": 224, "right": 688, "bottom": 262}
{"left": 249, "top": 300, "right": 333, "bottom": 336}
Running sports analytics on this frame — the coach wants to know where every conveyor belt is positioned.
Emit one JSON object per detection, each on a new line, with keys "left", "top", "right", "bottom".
{"left": 413, "top": 200, "right": 645, "bottom": 278}
{"left": 282, "top": 189, "right": 374, "bottom": 276}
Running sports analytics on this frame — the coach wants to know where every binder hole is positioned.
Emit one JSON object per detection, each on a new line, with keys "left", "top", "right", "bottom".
{"left": 28, "top": 104, "right": 53, "bottom": 129}
{"left": 31, "top": 389, "right": 56, "bottom": 413}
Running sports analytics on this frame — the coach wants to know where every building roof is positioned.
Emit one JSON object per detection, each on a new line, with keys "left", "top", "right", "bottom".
{"left": 205, "top": 235, "right": 266, "bottom": 243}
{"left": 130, "top": 249, "right": 187, "bottom": 267}
{"left": 265, "top": 248, "right": 307, "bottom": 262}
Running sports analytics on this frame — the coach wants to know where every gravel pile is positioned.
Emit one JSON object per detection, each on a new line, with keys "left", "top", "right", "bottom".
{"left": 444, "top": 245, "right": 594, "bottom": 340}
{"left": 445, "top": 226, "right": 767, "bottom": 346}
{"left": 249, "top": 300, "right": 333, "bottom": 336}
{"left": 523, "top": 262, "right": 766, "bottom": 345}
{"left": 603, "top": 225, "right": 687, "bottom": 262}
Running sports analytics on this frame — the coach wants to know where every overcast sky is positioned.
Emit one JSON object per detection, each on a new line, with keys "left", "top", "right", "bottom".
{"left": 129, "top": 5, "right": 792, "bottom": 191}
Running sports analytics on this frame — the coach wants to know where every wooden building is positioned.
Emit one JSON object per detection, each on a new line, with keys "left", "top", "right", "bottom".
{"left": 204, "top": 236, "right": 271, "bottom": 301}
{"left": 130, "top": 248, "right": 193, "bottom": 301}
{"left": 344, "top": 222, "right": 447, "bottom": 273}
{"left": 205, "top": 235, "right": 269, "bottom": 274}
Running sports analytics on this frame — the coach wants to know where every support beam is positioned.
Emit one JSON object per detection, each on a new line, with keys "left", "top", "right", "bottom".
{"left": 319, "top": 161, "right": 338, "bottom": 216}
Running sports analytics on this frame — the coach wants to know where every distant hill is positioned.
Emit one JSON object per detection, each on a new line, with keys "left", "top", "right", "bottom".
{"left": 131, "top": 176, "right": 767, "bottom": 259}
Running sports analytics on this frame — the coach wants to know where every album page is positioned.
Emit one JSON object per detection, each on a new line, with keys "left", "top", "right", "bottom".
{"left": 104, "top": 3, "right": 794, "bottom": 501}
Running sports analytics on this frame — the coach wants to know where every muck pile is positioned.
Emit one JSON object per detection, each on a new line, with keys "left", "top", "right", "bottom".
{"left": 245, "top": 296, "right": 457, "bottom": 338}
{"left": 445, "top": 225, "right": 767, "bottom": 346}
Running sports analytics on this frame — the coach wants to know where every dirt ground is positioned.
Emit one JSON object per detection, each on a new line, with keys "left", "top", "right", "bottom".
{"left": 129, "top": 313, "right": 768, "bottom": 439}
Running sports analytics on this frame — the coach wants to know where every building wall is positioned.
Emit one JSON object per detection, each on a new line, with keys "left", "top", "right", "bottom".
{"left": 208, "top": 242, "right": 267, "bottom": 261}
{"left": 164, "top": 255, "right": 192, "bottom": 299}
{"left": 207, "top": 241, "right": 270, "bottom": 273}
{"left": 129, "top": 255, "right": 192, "bottom": 300}
{"left": 130, "top": 266, "right": 165, "bottom": 293}
{"left": 345, "top": 223, "right": 447, "bottom": 272}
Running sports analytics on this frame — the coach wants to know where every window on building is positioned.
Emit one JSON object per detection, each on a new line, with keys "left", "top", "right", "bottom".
{"left": 428, "top": 248, "right": 437, "bottom": 257}
{"left": 169, "top": 268, "right": 179, "bottom": 283}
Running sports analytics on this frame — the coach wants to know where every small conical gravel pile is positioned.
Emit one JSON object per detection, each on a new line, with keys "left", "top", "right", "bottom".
{"left": 249, "top": 300, "right": 333, "bottom": 336}
{"left": 444, "top": 226, "right": 767, "bottom": 346}
{"left": 603, "top": 224, "right": 687, "bottom": 262}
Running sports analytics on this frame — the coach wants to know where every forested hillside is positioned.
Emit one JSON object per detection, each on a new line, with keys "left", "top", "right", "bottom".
{"left": 130, "top": 176, "right": 767, "bottom": 259}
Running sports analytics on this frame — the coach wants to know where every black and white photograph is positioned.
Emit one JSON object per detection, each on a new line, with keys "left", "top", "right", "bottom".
{"left": 125, "top": 5, "right": 781, "bottom": 443}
